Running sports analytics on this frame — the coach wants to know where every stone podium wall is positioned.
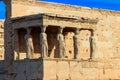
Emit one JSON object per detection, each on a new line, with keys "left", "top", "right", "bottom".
{"left": 0, "top": 60, "right": 4, "bottom": 80}
{"left": 13, "top": 59, "right": 120, "bottom": 80}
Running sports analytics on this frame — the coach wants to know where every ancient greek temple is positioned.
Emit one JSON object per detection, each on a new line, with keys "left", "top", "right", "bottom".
{"left": 11, "top": 13, "right": 98, "bottom": 60}
{"left": 3, "top": 0, "right": 120, "bottom": 80}
{"left": 4, "top": 13, "right": 99, "bottom": 79}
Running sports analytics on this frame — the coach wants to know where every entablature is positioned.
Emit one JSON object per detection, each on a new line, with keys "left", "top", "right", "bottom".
{"left": 11, "top": 13, "right": 99, "bottom": 29}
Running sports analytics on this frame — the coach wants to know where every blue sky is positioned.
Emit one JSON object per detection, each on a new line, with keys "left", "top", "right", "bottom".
{"left": 0, "top": 1, "right": 5, "bottom": 19}
{"left": 0, "top": 0, "right": 120, "bottom": 19}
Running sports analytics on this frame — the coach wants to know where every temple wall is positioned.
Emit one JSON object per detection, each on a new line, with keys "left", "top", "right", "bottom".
{"left": 0, "top": 20, "right": 4, "bottom": 60}
{"left": 13, "top": 59, "right": 120, "bottom": 80}
{"left": 11, "top": 0, "right": 120, "bottom": 18}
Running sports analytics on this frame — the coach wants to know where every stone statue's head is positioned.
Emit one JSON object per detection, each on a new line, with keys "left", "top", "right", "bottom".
{"left": 26, "top": 28, "right": 32, "bottom": 34}
{"left": 74, "top": 28, "right": 79, "bottom": 35}
{"left": 41, "top": 26, "right": 46, "bottom": 33}
{"left": 58, "top": 27, "right": 63, "bottom": 34}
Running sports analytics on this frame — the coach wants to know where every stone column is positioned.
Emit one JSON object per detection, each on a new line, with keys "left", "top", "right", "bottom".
{"left": 57, "top": 27, "right": 66, "bottom": 58}
{"left": 14, "top": 29, "right": 20, "bottom": 60}
{"left": 73, "top": 28, "right": 80, "bottom": 59}
{"left": 24, "top": 28, "right": 34, "bottom": 59}
{"left": 40, "top": 26, "right": 48, "bottom": 58}
{"left": 89, "top": 31, "right": 96, "bottom": 60}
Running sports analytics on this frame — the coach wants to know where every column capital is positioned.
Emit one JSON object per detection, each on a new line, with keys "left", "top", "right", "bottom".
{"left": 41, "top": 25, "right": 47, "bottom": 33}
{"left": 74, "top": 28, "right": 80, "bottom": 30}
{"left": 25, "top": 27, "right": 32, "bottom": 34}
{"left": 74, "top": 28, "right": 80, "bottom": 34}
{"left": 58, "top": 27, "right": 63, "bottom": 34}
{"left": 42, "top": 25, "right": 48, "bottom": 28}
{"left": 58, "top": 26, "right": 64, "bottom": 29}
{"left": 59, "top": 25, "right": 65, "bottom": 29}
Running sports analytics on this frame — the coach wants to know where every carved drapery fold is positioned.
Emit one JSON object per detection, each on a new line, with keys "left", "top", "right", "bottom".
{"left": 73, "top": 28, "right": 80, "bottom": 59}
{"left": 89, "top": 31, "right": 96, "bottom": 60}
{"left": 40, "top": 26, "right": 48, "bottom": 58}
{"left": 57, "top": 27, "right": 66, "bottom": 58}
{"left": 24, "top": 28, "right": 34, "bottom": 59}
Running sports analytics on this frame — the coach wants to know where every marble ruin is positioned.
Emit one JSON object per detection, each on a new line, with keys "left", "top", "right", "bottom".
{"left": 40, "top": 26, "right": 48, "bottom": 58}
{"left": 24, "top": 28, "right": 34, "bottom": 59}
{"left": 0, "top": 0, "right": 120, "bottom": 80}
{"left": 57, "top": 27, "right": 66, "bottom": 58}
{"left": 73, "top": 28, "right": 80, "bottom": 59}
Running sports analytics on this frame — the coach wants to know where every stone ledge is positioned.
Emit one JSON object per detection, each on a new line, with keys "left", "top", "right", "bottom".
{"left": 14, "top": 57, "right": 120, "bottom": 62}
{"left": 12, "top": 58, "right": 120, "bottom": 80}
{"left": 13, "top": 58, "right": 120, "bottom": 69}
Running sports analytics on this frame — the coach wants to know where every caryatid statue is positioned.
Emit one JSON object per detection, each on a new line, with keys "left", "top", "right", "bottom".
{"left": 73, "top": 28, "right": 80, "bottom": 59}
{"left": 89, "top": 35, "right": 96, "bottom": 59}
{"left": 40, "top": 26, "right": 48, "bottom": 58}
{"left": 57, "top": 27, "right": 66, "bottom": 58}
{"left": 24, "top": 28, "right": 34, "bottom": 59}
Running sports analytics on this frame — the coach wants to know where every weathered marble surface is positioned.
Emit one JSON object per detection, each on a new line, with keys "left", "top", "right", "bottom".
{"left": 2, "top": 0, "right": 120, "bottom": 80}
{"left": 10, "top": 59, "right": 120, "bottom": 80}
